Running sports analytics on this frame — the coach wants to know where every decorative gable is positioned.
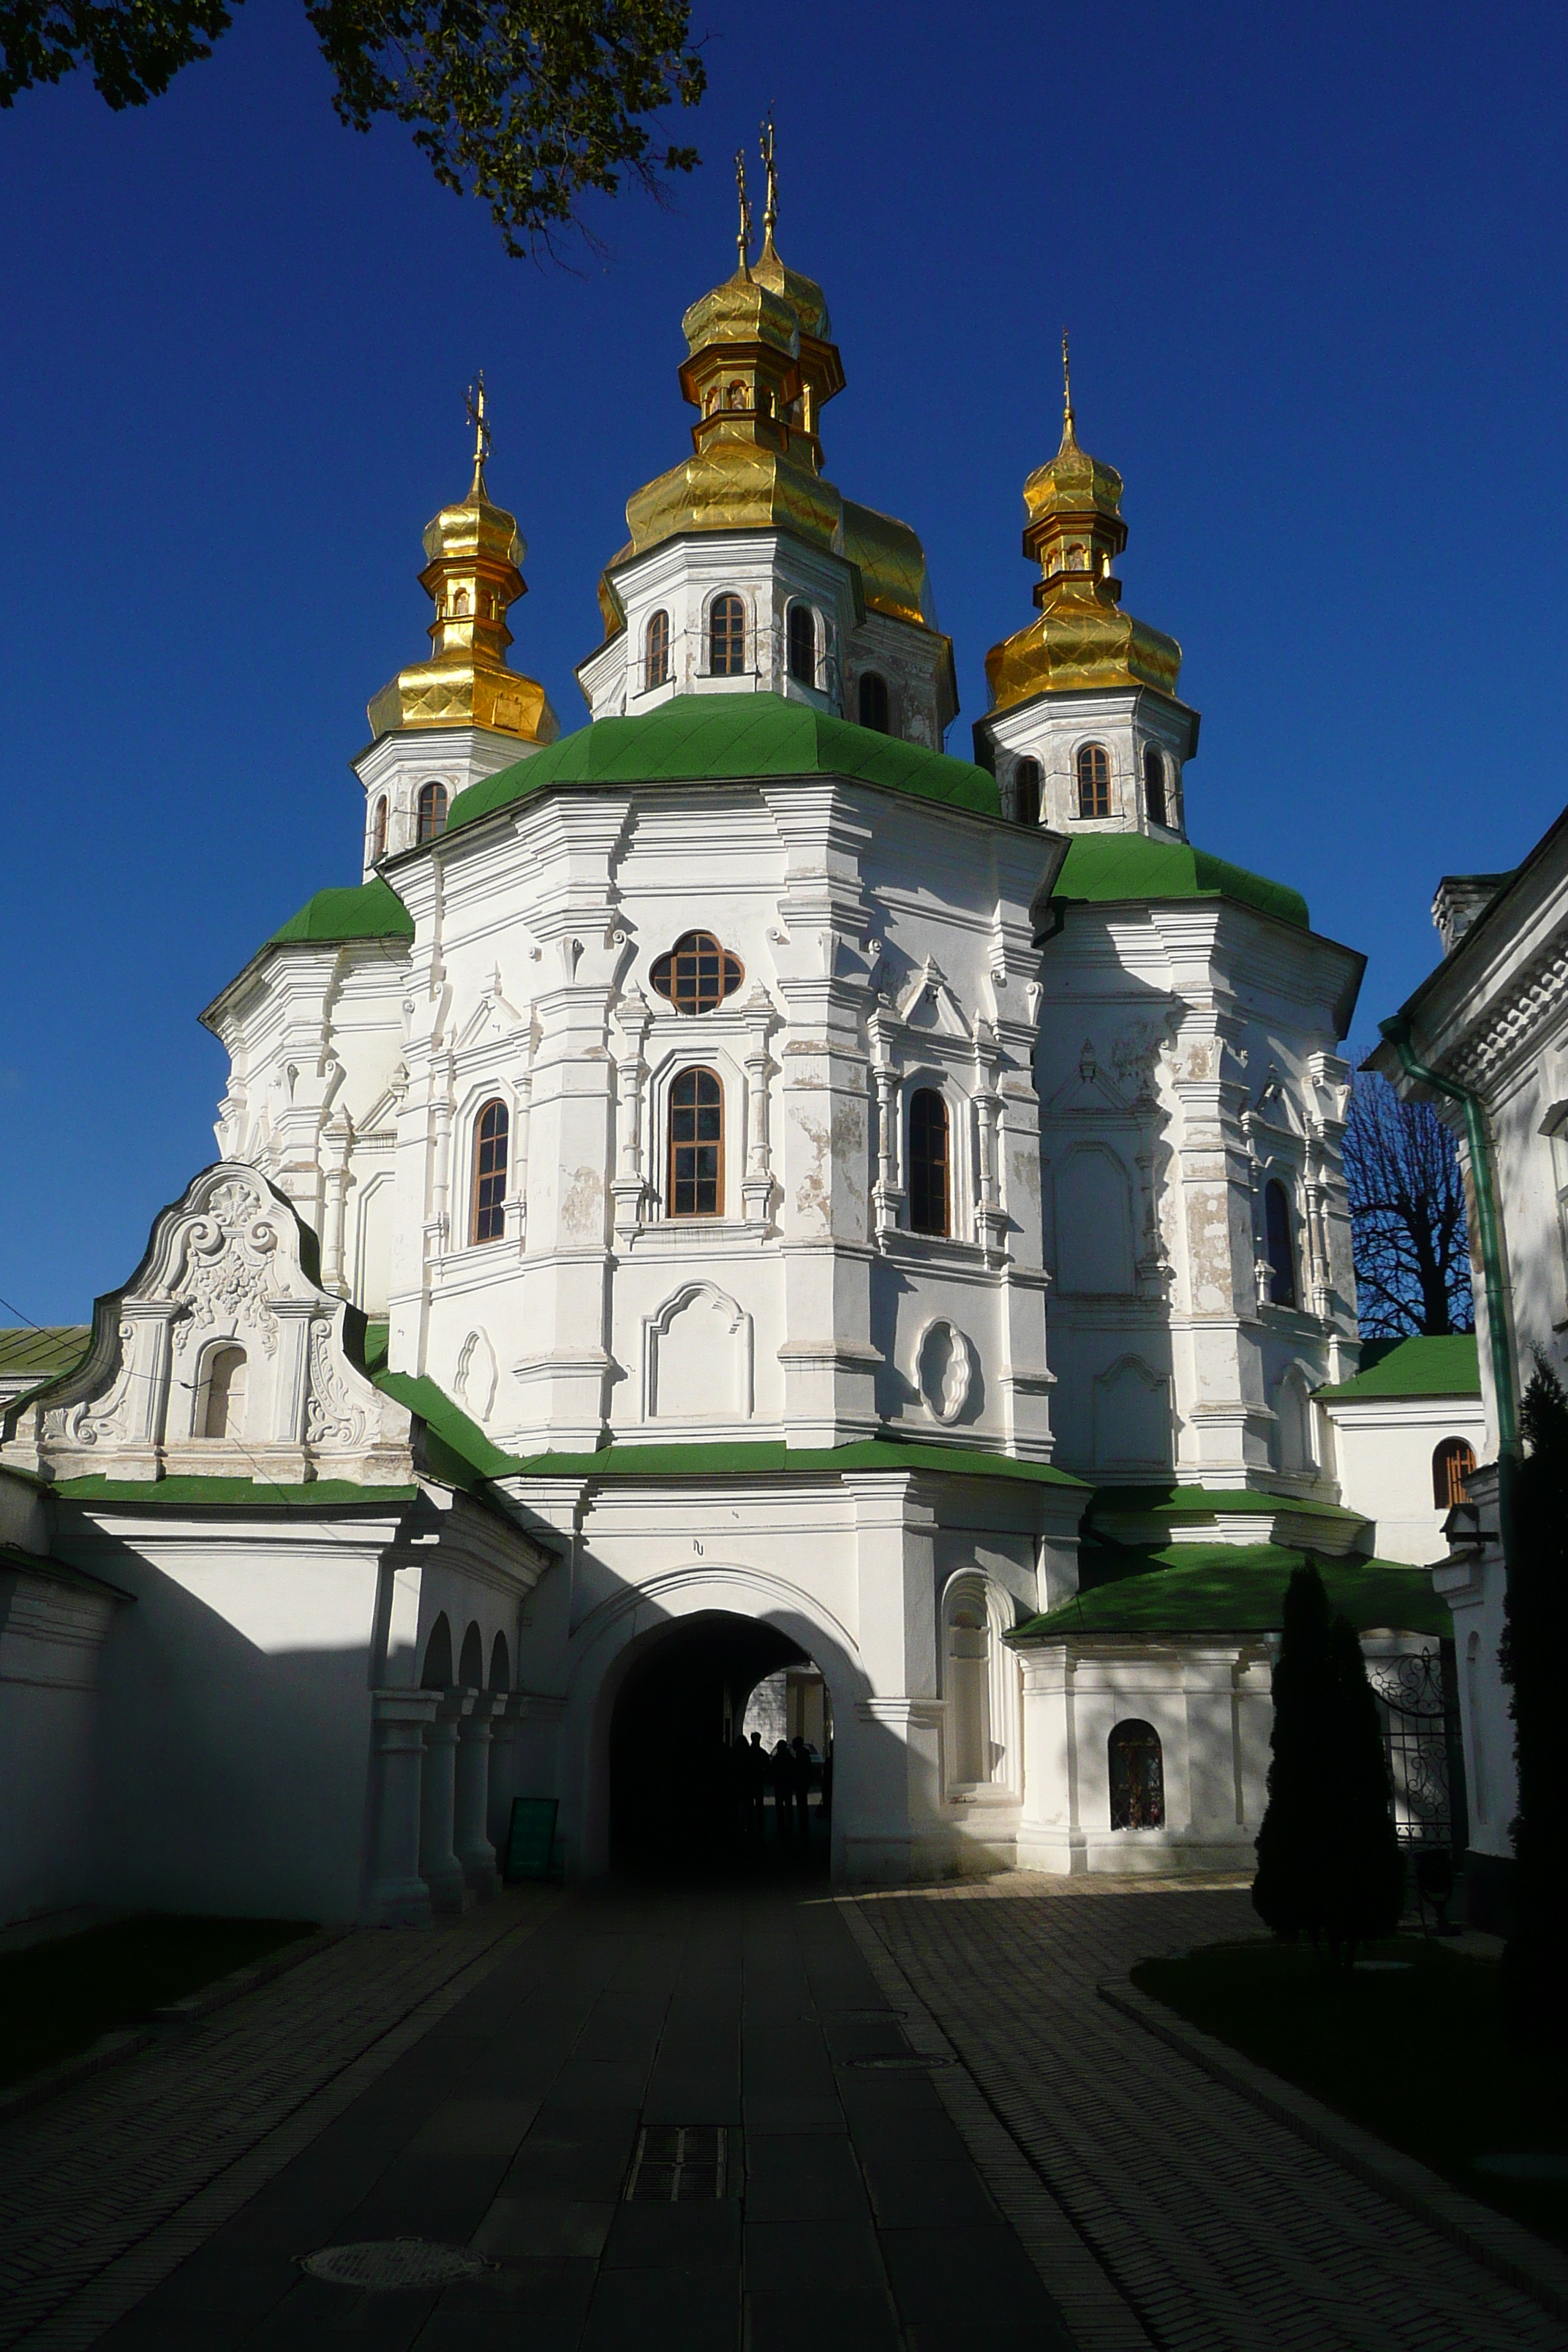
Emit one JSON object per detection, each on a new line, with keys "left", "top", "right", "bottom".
{"left": 2, "top": 1164, "right": 414, "bottom": 1486}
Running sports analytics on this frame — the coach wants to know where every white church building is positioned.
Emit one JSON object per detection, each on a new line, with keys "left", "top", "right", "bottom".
{"left": 1, "top": 189, "right": 1463, "bottom": 1926}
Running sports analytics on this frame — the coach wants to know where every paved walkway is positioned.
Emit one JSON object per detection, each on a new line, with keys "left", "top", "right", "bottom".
{"left": 1, "top": 1877, "right": 1561, "bottom": 2352}
{"left": 851, "top": 1875, "right": 1567, "bottom": 2352}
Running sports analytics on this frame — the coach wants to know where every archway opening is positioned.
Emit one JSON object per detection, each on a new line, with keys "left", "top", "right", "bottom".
{"left": 608, "top": 1612, "right": 833, "bottom": 1879}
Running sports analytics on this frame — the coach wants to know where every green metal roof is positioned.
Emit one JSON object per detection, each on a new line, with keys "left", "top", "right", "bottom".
{"left": 1088, "top": 1482, "right": 1360, "bottom": 1523}
{"left": 269, "top": 877, "right": 414, "bottom": 948}
{"left": 1012, "top": 1545, "right": 1450, "bottom": 1640}
{"left": 505, "top": 1436, "right": 1087, "bottom": 1486}
{"left": 0, "top": 1327, "right": 90, "bottom": 1378}
{"left": 1051, "top": 832, "right": 1309, "bottom": 930}
{"left": 442, "top": 693, "right": 1004, "bottom": 837}
{"left": 1315, "top": 1334, "right": 1481, "bottom": 1402}
{"left": 374, "top": 1369, "right": 518, "bottom": 1493}
{"left": 56, "top": 1477, "right": 419, "bottom": 1508}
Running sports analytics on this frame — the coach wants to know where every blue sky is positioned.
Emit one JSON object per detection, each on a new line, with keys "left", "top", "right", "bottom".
{"left": 3, "top": 0, "right": 1565, "bottom": 1320}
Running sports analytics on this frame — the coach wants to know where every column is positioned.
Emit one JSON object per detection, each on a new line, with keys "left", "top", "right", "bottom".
{"left": 365, "top": 1687, "right": 438, "bottom": 1925}
{"left": 453, "top": 1695, "right": 500, "bottom": 1896}
{"left": 611, "top": 989, "right": 652, "bottom": 1240}
{"left": 741, "top": 987, "right": 777, "bottom": 1224}
{"left": 1014, "top": 1643, "right": 1085, "bottom": 1874}
{"left": 419, "top": 1696, "right": 470, "bottom": 1912}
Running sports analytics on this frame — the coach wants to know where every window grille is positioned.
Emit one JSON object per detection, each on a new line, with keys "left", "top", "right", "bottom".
{"left": 709, "top": 595, "right": 746, "bottom": 676}
{"left": 1077, "top": 742, "right": 1111, "bottom": 818}
{"left": 472, "top": 1100, "right": 510, "bottom": 1243}
{"left": 669, "top": 1068, "right": 723, "bottom": 1216}
{"left": 909, "top": 1089, "right": 951, "bottom": 1237}
{"left": 650, "top": 932, "right": 744, "bottom": 1015}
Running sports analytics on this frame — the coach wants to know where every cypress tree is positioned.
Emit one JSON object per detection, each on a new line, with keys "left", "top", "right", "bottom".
{"left": 1254, "top": 1559, "right": 1336, "bottom": 1940}
{"left": 1323, "top": 1613, "right": 1404, "bottom": 1965}
{"left": 1501, "top": 1361, "right": 1568, "bottom": 2042}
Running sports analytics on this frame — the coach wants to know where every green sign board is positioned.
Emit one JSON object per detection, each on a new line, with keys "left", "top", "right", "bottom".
{"left": 504, "top": 1796, "right": 559, "bottom": 1882}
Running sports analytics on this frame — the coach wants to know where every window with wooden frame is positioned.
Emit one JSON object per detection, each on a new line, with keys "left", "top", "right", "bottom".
{"left": 1143, "top": 746, "right": 1168, "bottom": 828}
{"left": 709, "top": 593, "right": 747, "bottom": 676}
{"left": 1433, "top": 1436, "right": 1476, "bottom": 1510}
{"left": 668, "top": 1068, "right": 723, "bottom": 1216}
{"left": 1014, "top": 758, "right": 1042, "bottom": 827}
{"left": 788, "top": 602, "right": 817, "bottom": 687}
{"left": 645, "top": 608, "right": 671, "bottom": 690}
{"left": 471, "top": 1099, "right": 510, "bottom": 1243}
{"left": 1077, "top": 742, "right": 1111, "bottom": 818}
{"left": 416, "top": 780, "right": 448, "bottom": 842}
{"left": 909, "top": 1088, "right": 951, "bottom": 1237}
{"left": 650, "top": 931, "right": 744, "bottom": 1015}
{"left": 1108, "top": 1719, "right": 1165, "bottom": 1828}
{"left": 858, "top": 671, "right": 889, "bottom": 733}
{"left": 1264, "top": 1178, "right": 1297, "bottom": 1307}
{"left": 372, "top": 796, "right": 388, "bottom": 860}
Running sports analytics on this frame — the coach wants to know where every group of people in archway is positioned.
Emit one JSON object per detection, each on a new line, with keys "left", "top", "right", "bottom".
{"left": 727, "top": 1731, "right": 827, "bottom": 1858}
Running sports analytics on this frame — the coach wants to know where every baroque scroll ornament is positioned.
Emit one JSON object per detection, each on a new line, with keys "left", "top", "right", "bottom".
{"left": 174, "top": 1179, "right": 282, "bottom": 1357}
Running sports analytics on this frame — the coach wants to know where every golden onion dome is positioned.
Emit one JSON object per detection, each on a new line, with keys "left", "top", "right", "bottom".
{"left": 680, "top": 265, "right": 799, "bottom": 363}
{"left": 841, "top": 500, "right": 938, "bottom": 630}
{"left": 367, "top": 414, "right": 559, "bottom": 747}
{"left": 1022, "top": 411, "right": 1126, "bottom": 537}
{"left": 751, "top": 229, "right": 833, "bottom": 344}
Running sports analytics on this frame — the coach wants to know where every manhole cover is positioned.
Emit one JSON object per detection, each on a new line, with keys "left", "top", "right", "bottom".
{"left": 1475, "top": 2152, "right": 1568, "bottom": 2181}
{"left": 301, "top": 2240, "right": 491, "bottom": 2289}
{"left": 625, "top": 2125, "right": 731, "bottom": 2201}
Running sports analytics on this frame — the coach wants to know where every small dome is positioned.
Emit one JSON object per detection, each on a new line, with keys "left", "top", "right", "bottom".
{"left": 1022, "top": 414, "right": 1124, "bottom": 530}
{"left": 681, "top": 266, "right": 799, "bottom": 363}
{"left": 751, "top": 231, "right": 833, "bottom": 344}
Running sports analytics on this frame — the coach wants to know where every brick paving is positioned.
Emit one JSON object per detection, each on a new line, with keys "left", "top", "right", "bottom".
{"left": 851, "top": 1874, "right": 1568, "bottom": 2352}
{"left": 0, "top": 1891, "right": 557, "bottom": 2351}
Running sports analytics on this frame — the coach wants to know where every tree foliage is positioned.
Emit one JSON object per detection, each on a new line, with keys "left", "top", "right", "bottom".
{"left": 1342, "top": 1064, "right": 1473, "bottom": 1338}
{"left": 0, "top": 0, "right": 705, "bottom": 253}
{"left": 1500, "top": 1360, "right": 1568, "bottom": 2042}
{"left": 1254, "top": 1558, "right": 1403, "bottom": 1965}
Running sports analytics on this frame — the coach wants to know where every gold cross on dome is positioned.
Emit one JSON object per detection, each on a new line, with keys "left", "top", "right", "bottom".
{"left": 735, "top": 149, "right": 753, "bottom": 274}
{"left": 760, "top": 110, "right": 778, "bottom": 239}
{"left": 466, "top": 372, "right": 491, "bottom": 472}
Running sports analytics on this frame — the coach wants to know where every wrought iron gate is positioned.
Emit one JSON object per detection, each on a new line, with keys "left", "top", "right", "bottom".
{"left": 1365, "top": 1643, "right": 1468, "bottom": 1854}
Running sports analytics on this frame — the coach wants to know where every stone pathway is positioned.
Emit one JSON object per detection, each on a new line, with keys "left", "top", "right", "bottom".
{"left": 0, "top": 1891, "right": 555, "bottom": 2351}
{"left": 851, "top": 1874, "right": 1568, "bottom": 2352}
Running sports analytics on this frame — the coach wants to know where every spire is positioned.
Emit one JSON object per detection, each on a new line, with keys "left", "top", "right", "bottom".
{"left": 761, "top": 108, "right": 779, "bottom": 243}
{"left": 366, "top": 383, "right": 558, "bottom": 747}
{"left": 735, "top": 148, "right": 753, "bottom": 277}
{"left": 1060, "top": 328, "right": 1077, "bottom": 445}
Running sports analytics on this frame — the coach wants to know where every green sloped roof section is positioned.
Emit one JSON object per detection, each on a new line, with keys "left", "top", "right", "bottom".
{"left": 1088, "top": 1482, "right": 1361, "bottom": 1523}
{"left": 269, "top": 877, "right": 414, "bottom": 948}
{"left": 445, "top": 693, "right": 1003, "bottom": 836}
{"left": 373, "top": 1369, "right": 518, "bottom": 1493}
{"left": 56, "top": 1476, "right": 418, "bottom": 1508}
{"left": 1012, "top": 1544, "right": 1450, "bottom": 1640}
{"left": 507, "top": 1436, "right": 1086, "bottom": 1486}
{"left": 1052, "top": 832, "right": 1309, "bottom": 930}
{"left": 0, "top": 1326, "right": 91, "bottom": 1378}
{"left": 1315, "top": 1333, "right": 1481, "bottom": 1401}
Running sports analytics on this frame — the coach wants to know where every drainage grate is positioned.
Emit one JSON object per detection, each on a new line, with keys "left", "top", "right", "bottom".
{"left": 301, "top": 2240, "right": 491, "bottom": 2290}
{"left": 625, "top": 2125, "right": 731, "bottom": 2201}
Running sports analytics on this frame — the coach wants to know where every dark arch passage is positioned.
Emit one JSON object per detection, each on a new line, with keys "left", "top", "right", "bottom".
{"left": 608, "top": 1612, "right": 832, "bottom": 1879}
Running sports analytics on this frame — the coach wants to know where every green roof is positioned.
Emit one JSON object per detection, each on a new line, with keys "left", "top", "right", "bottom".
{"left": 1052, "top": 832, "right": 1309, "bottom": 930}
{"left": 56, "top": 1477, "right": 418, "bottom": 1509}
{"left": 1315, "top": 1334, "right": 1481, "bottom": 1402}
{"left": 373, "top": 1369, "right": 518, "bottom": 1493}
{"left": 505, "top": 1436, "right": 1086, "bottom": 1487}
{"left": 269, "top": 877, "right": 414, "bottom": 947}
{"left": 1088, "top": 1482, "right": 1362, "bottom": 1525}
{"left": 442, "top": 693, "right": 1003, "bottom": 837}
{"left": 1013, "top": 1545, "right": 1451, "bottom": 1640}
{"left": 0, "top": 1326, "right": 90, "bottom": 1378}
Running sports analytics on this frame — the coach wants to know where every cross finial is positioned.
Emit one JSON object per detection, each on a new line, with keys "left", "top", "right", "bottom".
{"left": 735, "top": 148, "right": 753, "bottom": 275}
{"left": 760, "top": 110, "right": 778, "bottom": 241}
{"left": 1061, "top": 330, "right": 1075, "bottom": 441}
{"left": 465, "top": 371, "right": 491, "bottom": 488}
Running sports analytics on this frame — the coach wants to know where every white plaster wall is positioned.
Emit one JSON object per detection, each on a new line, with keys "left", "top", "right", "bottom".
{"left": 1323, "top": 1397, "right": 1487, "bottom": 1564}
{"left": 0, "top": 1572, "right": 117, "bottom": 1926}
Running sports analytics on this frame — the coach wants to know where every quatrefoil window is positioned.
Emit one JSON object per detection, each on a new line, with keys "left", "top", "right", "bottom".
{"left": 651, "top": 932, "right": 745, "bottom": 1016}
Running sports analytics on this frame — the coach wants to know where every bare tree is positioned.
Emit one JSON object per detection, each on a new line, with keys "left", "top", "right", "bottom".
{"left": 1342, "top": 1062, "right": 1473, "bottom": 1338}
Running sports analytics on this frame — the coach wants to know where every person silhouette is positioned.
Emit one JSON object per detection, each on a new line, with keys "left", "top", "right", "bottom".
{"left": 791, "top": 1735, "right": 813, "bottom": 1846}
{"left": 772, "top": 1739, "right": 794, "bottom": 1845}
{"left": 746, "top": 1731, "right": 766, "bottom": 1844}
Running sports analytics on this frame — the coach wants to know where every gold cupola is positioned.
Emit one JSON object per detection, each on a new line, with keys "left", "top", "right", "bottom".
{"left": 984, "top": 342, "right": 1183, "bottom": 712}
{"left": 368, "top": 382, "right": 559, "bottom": 746}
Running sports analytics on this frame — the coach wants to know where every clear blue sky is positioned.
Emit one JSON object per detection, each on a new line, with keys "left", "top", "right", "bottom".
{"left": 3, "top": 0, "right": 1564, "bottom": 1321}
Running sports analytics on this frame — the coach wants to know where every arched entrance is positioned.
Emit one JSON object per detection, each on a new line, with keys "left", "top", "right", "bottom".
{"left": 608, "top": 1611, "right": 832, "bottom": 1877}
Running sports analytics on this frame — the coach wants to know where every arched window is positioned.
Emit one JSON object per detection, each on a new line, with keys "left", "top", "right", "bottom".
{"left": 645, "top": 608, "right": 670, "bottom": 690}
{"left": 1264, "top": 1178, "right": 1297, "bottom": 1307}
{"left": 709, "top": 593, "right": 746, "bottom": 677}
{"left": 372, "top": 797, "right": 388, "bottom": 861}
{"left": 1077, "top": 742, "right": 1111, "bottom": 818}
{"left": 1109, "top": 1719, "right": 1165, "bottom": 1829}
{"left": 650, "top": 930, "right": 744, "bottom": 1014}
{"left": 1014, "top": 758, "right": 1041, "bottom": 827}
{"left": 458, "top": 1621, "right": 484, "bottom": 1687}
{"left": 945, "top": 1600, "right": 992, "bottom": 1786}
{"left": 788, "top": 603, "right": 817, "bottom": 687}
{"left": 200, "top": 1344, "right": 247, "bottom": 1439}
{"left": 1144, "top": 746, "right": 1167, "bottom": 828}
{"left": 471, "top": 1099, "right": 510, "bottom": 1243}
{"left": 489, "top": 1631, "right": 511, "bottom": 1692}
{"left": 416, "top": 781, "right": 448, "bottom": 842}
{"left": 421, "top": 1612, "right": 453, "bottom": 1689}
{"left": 1433, "top": 1436, "right": 1476, "bottom": 1509}
{"left": 909, "top": 1088, "right": 950, "bottom": 1237}
{"left": 858, "top": 671, "right": 889, "bottom": 733}
{"left": 669, "top": 1068, "right": 723, "bottom": 1216}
